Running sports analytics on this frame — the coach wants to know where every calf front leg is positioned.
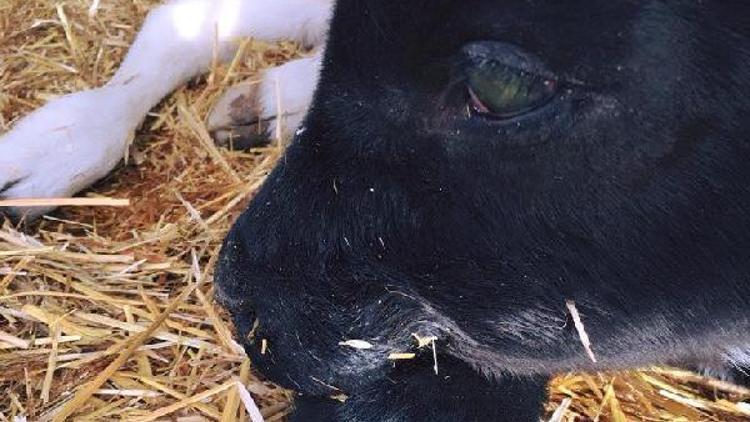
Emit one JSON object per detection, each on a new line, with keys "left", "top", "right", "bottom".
{"left": 0, "top": 0, "right": 333, "bottom": 219}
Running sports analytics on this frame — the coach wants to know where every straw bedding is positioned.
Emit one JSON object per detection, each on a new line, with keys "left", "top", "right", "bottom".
{"left": 1, "top": 1, "right": 749, "bottom": 420}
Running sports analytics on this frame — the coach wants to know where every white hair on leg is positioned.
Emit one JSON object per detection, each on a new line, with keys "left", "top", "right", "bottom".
{"left": 0, "top": 0, "right": 333, "bottom": 218}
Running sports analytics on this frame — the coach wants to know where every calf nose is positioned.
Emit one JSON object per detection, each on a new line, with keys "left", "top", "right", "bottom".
{"left": 214, "top": 230, "right": 258, "bottom": 343}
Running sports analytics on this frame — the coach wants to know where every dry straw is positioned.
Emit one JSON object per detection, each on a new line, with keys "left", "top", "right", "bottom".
{"left": 1, "top": 0, "right": 749, "bottom": 421}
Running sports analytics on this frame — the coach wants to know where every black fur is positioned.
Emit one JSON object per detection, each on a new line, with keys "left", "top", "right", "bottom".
{"left": 215, "top": 1, "right": 750, "bottom": 420}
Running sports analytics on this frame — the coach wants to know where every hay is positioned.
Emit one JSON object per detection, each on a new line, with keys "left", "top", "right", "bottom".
{"left": 1, "top": 1, "right": 749, "bottom": 421}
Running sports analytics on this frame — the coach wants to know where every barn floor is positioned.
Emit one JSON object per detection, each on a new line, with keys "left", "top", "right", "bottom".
{"left": 1, "top": 1, "right": 749, "bottom": 421}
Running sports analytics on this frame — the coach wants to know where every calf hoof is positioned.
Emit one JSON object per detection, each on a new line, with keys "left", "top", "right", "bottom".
{"left": 207, "top": 82, "right": 273, "bottom": 150}
{"left": 0, "top": 87, "right": 134, "bottom": 220}
{"left": 207, "top": 55, "right": 320, "bottom": 149}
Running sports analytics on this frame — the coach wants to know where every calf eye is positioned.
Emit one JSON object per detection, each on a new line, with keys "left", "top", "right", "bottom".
{"left": 463, "top": 42, "right": 558, "bottom": 119}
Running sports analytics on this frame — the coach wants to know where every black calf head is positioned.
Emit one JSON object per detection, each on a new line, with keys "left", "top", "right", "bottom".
{"left": 216, "top": 0, "right": 750, "bottom": 403}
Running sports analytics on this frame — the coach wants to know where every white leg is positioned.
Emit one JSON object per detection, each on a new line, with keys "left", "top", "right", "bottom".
{"left": 107, "top": 0, "right": 332, "bottom": 111}
{"left": 208, "top": 51, "right": 323, "bottom": 147}
{"left": 0, "top": 0, "right": 333, "bottom": 218}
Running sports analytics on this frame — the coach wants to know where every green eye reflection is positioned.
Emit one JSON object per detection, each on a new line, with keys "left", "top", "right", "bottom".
{"left": 467, "top": 61, "right": 558, "bottom": 118}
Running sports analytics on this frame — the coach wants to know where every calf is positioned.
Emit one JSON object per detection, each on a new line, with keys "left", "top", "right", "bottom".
{"left": 214, "top": 1, "right": 750, "bottom": 421}
{"left": 2, "top": 0, "right": 749, "bottom": 420}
